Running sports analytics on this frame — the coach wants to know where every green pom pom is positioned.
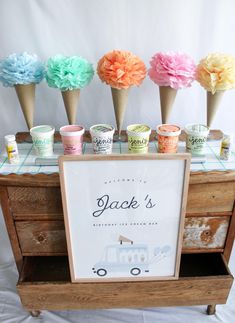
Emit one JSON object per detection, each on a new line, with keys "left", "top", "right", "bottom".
{"left": 46, "top": 55, "right": 94, "bottom": 90}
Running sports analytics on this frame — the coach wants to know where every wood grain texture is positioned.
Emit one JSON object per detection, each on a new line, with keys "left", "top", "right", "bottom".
{"left": 183, "top": 216, "right": 229, "bottom": 249}
{"left": 13, "top": 217, "right": 229, "bottom": 255}
{"left": 186, "top": 182, "right": 235, "bottom": 213}
{"left": 0, "top": 187, "right": 23, "bottom": 271}
{"left": 223, "top": 203, "right": 235, "bottom": 262}
{"left": 15, "top": 221, "right": 67, "bottom": 255}
{"left": 8, "top": 187, "right": 63, "bottom": 215}
{"left": 17, "top": 276, "right": 232, "bottom": 310}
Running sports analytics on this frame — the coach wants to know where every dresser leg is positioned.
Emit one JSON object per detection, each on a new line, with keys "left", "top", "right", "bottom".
{"left": 207, "top": 304, "right": 216, "bottom": 315}
{"left": 29, "top": 310, "right": 41, "bottom": 317}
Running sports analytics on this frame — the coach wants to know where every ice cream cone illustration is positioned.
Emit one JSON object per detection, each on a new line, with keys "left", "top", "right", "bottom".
{"left": 111, "top": 87, "right": 129, "bottom": 138}
{"left": 207, "top": 91, "right": 224, "bottom": 128}
{"left": 61, "top": 89, "right": 80, "bottom": 125}
{"left": 14, "top": 83, "right": 35, "bottom": 129}
{"left": 159, "top": 86, "right": 177, "bottom": 124}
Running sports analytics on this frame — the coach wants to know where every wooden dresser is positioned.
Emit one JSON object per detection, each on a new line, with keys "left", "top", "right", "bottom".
{"left": 0, "top": 131, "right": 234, "bottom": 315}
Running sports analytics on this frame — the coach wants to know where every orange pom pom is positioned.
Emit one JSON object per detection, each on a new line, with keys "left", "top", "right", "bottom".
{"left": 97, "top": 50, "right": 146, "bottom": 89}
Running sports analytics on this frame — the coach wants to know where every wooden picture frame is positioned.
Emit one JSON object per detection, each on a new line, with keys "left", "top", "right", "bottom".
{"left": 59, "top": 154, "right": 191, "bottom": 282}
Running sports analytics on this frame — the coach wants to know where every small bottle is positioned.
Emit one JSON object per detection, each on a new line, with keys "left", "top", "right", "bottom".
{"left": 5, "top": 135, "right": 19, "bottom": 164}
{"left": 220, "top": 133, "right": 234, "bottom": 160}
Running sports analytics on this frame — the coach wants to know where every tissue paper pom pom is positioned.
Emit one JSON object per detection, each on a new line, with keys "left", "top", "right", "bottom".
{"left": 0, "top": 52, "right": 45, "bottom": 87}
{"left": 196, "top": 53, "right": 235, "bottom": 94}
{"left": 46, "top": 55, "right": 94, "bottom": 91}
{"left": 97, "top": 50, "right": 146, "bottom": 89}
{"left": 148, "top": 52, "right": 196, "bottom": 89}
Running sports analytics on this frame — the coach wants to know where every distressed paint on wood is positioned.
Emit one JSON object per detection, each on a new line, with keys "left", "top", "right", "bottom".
{"left": 183, "top": 216, "right": 230, "bottom": 249}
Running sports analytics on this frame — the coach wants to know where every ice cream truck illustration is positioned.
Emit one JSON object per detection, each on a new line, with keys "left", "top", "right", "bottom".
{"left": 92, "top": 235, "right": 171, "bottom": 277}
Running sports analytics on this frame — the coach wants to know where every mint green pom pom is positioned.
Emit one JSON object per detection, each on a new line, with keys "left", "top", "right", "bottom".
{"left": 46, "top": 55, "right": 94, "bottom": 91}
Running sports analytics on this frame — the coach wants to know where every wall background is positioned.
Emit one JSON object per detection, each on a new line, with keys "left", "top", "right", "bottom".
{"left": 0, "top": 0, "right": 235, "bottom": 140}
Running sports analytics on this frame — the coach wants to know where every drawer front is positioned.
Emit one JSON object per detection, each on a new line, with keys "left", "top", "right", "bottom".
{"left": 17, "top": 254, "right": 233, "bottom": 310}
{"left": 15, "top": 217, "right": 229, "bottom": 255}
{"left": 8, "top": 187, "right": 63, "bottom": 215}
{"left": 183, "top": 216, "right": 230, "bottom": 249}
{"left": 15, "top": 221, "right": 67, "bottom": 255}
{"left": 186, "top": 182, "right": 235, "bottom": 213}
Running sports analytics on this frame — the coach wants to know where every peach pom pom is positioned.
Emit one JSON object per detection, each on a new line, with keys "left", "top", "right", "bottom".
{"left": 97, "top": 50, "right": 146, "bottom": 89}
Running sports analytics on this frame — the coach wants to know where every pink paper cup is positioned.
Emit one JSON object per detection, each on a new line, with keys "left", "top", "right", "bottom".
{"left": 60, "top": 125, "right": 85, "bottom": 155}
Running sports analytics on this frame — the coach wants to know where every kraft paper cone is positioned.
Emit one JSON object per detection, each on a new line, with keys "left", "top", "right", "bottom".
{"left": 111, "top": 87, "right": 129, "bottom": 136}
{"left": 14, "top": 83, "right": 35, "bottom": 130}
{"left": 207, "top": 91, "right": 224, "bottom": 128}
{"left": 159, "top": 86, "right": 177, "bottom": 124}
{"left": 61, "top": 89, "right": 80, "bottom": 125}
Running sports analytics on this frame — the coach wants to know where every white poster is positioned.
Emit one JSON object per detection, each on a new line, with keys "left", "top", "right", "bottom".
{"left": 59, "top": 154, "right": 190, "bottom": 282}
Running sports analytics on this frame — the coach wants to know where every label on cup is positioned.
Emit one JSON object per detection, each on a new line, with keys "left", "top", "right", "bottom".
{"left": 30, "top": 125, "right": 55, "bottom": 157}
{"left": 127, "top": 124, "right": 151, "bottom": 153}
{"left": 60, "top": 125, "right": 85, "bottom": 155}
{"left": 90, "top": 124, "right": 114, "bottom": 154}
{"left": 156, "top": 124, "right": 181, "bottom": 153}
{"left": 185, "top": 124, "right": 209, "bottom": 155}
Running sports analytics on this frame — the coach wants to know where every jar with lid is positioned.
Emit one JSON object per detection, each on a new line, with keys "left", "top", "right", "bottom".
{"left": 4, "top": 135, "right": 19, "bottom": 164}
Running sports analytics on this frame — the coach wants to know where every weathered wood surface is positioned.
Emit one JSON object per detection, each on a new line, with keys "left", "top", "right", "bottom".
{"left": 14, "top": 216, "right": 230, "bottom": 254}
{"left": 186, "top": 182, "right": 235, "bottom": 213}
{"left": 0, "top": 187, "right": 23, "bottom": 271}
{"left": 183, "top": 216, "right": 229, "bottom": 249}
{"left": 8, "top": 181, "right": 235, "bottom": 217}
{"left": 15, "top": 221, "right": 67, "bottom": 255}
{"left": 8, "top": 187, "right": 63, "bottom": 215}
{"left": 17, "top": 275, "right": 232, "bottom": 310}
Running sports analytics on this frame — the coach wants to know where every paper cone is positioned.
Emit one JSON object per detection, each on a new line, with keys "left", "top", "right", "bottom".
{"left": 207, "top": 91, "right": 224, "bottom": 128}
{"left": 111, "top": 87, "right": 129, "bottom": 136}
{"left": 14, "top": 83, "right": 35, "bottom": 129}
{"left": 159, "top": 86, "right": 177, "bottom": 124}
{"left": 61, "top": 89, "right": 80, "bottom": 125}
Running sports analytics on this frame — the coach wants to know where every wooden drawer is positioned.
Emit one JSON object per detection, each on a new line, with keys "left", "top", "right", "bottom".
{"left": 17, "top": 254, "right": 233, "bottom": 310}
{"left": 8, "top": 182, "right": 235, "bottom": 219}
{"left": 15, "top": 221, "right": 67, "bottom": 255}
{"left": 186, "top": 182, "right": 235, "bottom": 214}
{"left": 15, "top": 216, "right": 230, "bottom": 255}
{"left": 183, "top": 216, "right": 230, "bottom": 250}
{"left": 8, "top": 187, "right": 63, "bottom": 216}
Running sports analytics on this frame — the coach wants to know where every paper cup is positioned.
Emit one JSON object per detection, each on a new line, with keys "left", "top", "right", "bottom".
{"left": 127, "top": 124, "right": 151, "bottom": 153}
{"left": 156, "top": 124, "right": 181, "bottom": 153}
{"left": 90, "top": 124, "right": 115, "bottom": 154}
{"left": 60, "top": 125, "right": 85, "bottom": 155}
{"left": 30, "top": 125, "right": 55, "bottom": 157}
{"left": 185, "top": 124, "right": 209, "bottom": 155}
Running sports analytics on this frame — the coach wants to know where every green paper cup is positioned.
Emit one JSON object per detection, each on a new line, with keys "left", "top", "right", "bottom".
{"left": 127, "top": 124, "right": 151, "bottom": 153}
{"left": 30, "top": 125, "right": 55, "bottom": 157}
{"left": 185, "top": 124, "right": 209, "bottom": 155}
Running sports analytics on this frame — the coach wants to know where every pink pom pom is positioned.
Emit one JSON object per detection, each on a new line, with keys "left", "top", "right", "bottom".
{"left": 148, "top": 52, "right": 196, "bottom": 89}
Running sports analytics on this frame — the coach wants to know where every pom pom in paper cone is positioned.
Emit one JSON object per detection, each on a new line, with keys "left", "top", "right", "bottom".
{"left": 97, "top": 50, "right": 146, "bottom": 138}
{"left": 46, "top": 55, "right": 94, "bottom": 124}
{"left": 14, "top": 83, "right": 35, "bottom": 129}
{"left": 61, "top": 89, "right": 80, "bottom": 125}
{"left": 207, "top": 91, "right": 224, "bottom": 128}
{"left": 111, "top": 87, "right": 129, "bottom": 137}
{"left": 149, "top": 51, "right": 196, "bottom": 123}
{"left": 159, "top": 86, "right": 177, "bottom": 124}
{"left": 196, "top": 53, "right": 235, "bottom": 127}
{"left": 0, "top": 52, "right": 45, "bottom": 129}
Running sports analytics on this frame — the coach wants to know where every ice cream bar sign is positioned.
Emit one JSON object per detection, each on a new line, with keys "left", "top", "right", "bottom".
{"left": 59, "top": 154, "right": 190, "bottom": 283}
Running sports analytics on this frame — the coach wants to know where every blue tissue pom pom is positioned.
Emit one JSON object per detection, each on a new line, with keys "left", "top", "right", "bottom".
{"left": 0, "top": 52, "right": 45, "bottom": 87}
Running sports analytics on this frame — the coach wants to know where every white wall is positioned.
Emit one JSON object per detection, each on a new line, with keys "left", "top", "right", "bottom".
{"left": 0, "top": 0, "right": 235, "bottom": 276}
{"left": 0, "top": 0, "right": 235, "bottom": 140}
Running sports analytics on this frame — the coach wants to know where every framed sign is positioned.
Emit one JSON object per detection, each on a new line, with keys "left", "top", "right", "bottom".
{"left": 59, "top": 154, "right": 190, "bottom": 282}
